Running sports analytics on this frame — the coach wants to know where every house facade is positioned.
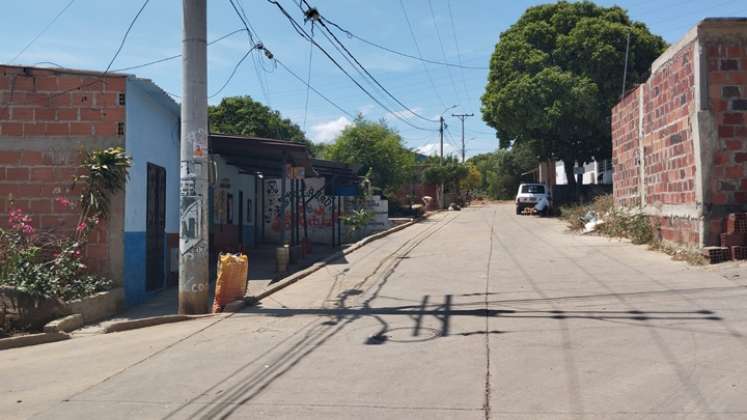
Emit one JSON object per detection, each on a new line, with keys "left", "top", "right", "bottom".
{"left": 0, "top": 65, "right": 180, "bottom": 306}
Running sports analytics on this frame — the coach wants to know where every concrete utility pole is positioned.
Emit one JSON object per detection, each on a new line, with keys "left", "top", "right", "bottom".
{"left": 178, "top": 0, "right": 210, "bottom": 314}
{"left": 439, "top": 116, "right": 444, "bottom": 161}
{"left": 438, "top": 105, "right": 457, "bottom": 209}
{"left": 452, "top": 113, "right": 474, "bottom": 163}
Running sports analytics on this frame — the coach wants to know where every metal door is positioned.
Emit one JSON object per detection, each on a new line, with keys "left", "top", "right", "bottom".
{"left": 146, "top": 163, "right": 166, "bottom": 291}
{"left": 238, "top": 190, "right": 244, "bottom": 247}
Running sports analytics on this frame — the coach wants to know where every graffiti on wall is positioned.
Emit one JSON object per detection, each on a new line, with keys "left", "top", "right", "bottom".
{"left": 264, "top": 178, "right": 336, "bottom": 238}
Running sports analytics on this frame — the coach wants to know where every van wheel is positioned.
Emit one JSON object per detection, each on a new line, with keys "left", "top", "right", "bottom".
{"left": 515, "top": 206, "right": 521, "bottom": 215}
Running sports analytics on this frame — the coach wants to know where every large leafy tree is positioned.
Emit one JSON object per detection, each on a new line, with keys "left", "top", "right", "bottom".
{"left": 481, "top": 1, "right": 666, "bottom": 184}
{"left": 323, "top": 116, "right": 416, "bottom": 194}
{"left": 422, "top": 156, "right": 469, "bottom": 194}
{"left": 208, "top": 96, "right": 311, "bottom": 147}
{"left": 469, "top": 143, "right": 538, "bottom": 199}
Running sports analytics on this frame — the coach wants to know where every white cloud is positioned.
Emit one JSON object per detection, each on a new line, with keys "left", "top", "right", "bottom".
{"left": 310, "top": 116, "right": 352, "bottom": 143}
{"left": 416, "top": 142, "right": 457, "bottom": 157}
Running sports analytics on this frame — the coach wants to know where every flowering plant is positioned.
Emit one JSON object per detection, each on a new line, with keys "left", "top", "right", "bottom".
{"left": 0, "top": 147, "right": 130, "bottom": 300}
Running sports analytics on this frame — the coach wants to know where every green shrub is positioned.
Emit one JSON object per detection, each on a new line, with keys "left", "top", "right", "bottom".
{"left": 0, "top": 147, "right": 130, "bottom": 301}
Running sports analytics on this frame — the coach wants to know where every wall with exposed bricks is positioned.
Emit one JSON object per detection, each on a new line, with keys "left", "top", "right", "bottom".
{"left": 611, "top": 20, "right": 747, "bottom": 248}
{"left": 0, "top": 65, "right": 126, "bottom": 282}
{"left": 611, "top": 86, "right": 642, "bottom": 207}
{"left": 703, "top": 33, "right": 747, "bottom": 244}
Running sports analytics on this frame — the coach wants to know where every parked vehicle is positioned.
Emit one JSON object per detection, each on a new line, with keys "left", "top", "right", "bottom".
{"left": 515, "top": 183, "right": 551, "bottom": 215}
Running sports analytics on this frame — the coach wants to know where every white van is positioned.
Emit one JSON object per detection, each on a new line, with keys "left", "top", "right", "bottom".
{"left": 515, "top": 183, "right": 551, "bottom": 215}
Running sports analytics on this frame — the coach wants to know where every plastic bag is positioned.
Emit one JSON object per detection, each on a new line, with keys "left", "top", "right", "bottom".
{"left": 212, "top": 253, "right": 248, "bottom": 313}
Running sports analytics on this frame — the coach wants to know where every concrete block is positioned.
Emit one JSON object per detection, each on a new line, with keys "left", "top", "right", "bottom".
{"left": 43, "top": 314, "right": 83, "bottom": 333}
{"left": 65, "top": 288, "right": 124, "bottom": 325}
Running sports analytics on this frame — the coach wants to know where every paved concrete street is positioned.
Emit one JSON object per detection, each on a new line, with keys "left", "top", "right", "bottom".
{"left": 2, "top": 203, "right": 747, "bottom": 419}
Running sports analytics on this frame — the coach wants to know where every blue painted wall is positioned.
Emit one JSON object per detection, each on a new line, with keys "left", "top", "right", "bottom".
{"left": 123, "top": 231, "right": 147, "bottom": 305}
{"left": 123, "top": 78, "right": 180, "bottom": 307}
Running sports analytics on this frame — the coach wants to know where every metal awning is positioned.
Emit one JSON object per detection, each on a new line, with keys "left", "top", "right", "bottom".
{"left": 311, "top": 159, "right": 359, "bottom": 182}
{"left": 209, "top": 134, "right": 316, "bottom": 177}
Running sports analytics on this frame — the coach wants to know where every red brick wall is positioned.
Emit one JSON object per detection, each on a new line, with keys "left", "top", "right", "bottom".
{"left": 611, "top": 87, "right": 641, "bottom": 207}
{"left": 0, "top": 65, "right": 127, "bottom": 276}
{"left": 705, "top": 41, "right": 747, "bottom": 206}
{"left": 612, "top": 42, "right": 698, "bottom": 210}
{"left": 611, "top": 41, "right": 701, "bottom": 247}
{"left": 641, "top": 41, "right": 698, "bottom": 207}
{"left": 0, "top": 66, "right": 126, "bottom": 137}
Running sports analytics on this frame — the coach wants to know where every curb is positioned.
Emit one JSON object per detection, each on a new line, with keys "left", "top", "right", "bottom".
{"left": 102, "top": 314, "right": 214, "bottom": 334}
{"left": 248, "top": 215, "right": 429, "bottom": 303}
{"left": 0, "top": 332, "right": 70, "bottom": 351}
{"left": 44, "top": 313, "right": 84, "bottom": 333}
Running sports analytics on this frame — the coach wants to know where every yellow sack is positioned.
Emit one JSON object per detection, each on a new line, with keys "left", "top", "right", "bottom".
{"left": 212, "top": 253, "right": 248, "bottom": 313}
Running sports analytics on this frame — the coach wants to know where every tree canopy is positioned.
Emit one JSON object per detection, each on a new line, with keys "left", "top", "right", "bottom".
{"left": 208, "top": 96, "right": 310, "bottom": 147}
{"left": 469, "top": 143, "right": 538, "bottom": 199}
{"left": 321, "top": 116, "right": 416, "bottom": 194}
{"left": 422, "top": 156, "right": 469, "bottom": 194}
{"left": 481, "top": 1, "right": 666, "bottom": 183}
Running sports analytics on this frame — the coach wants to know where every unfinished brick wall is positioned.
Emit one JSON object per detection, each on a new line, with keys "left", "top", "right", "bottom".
{"left": 706, "top": 42, "right": 747, "bottom": 203}
{"left": 641, "top": 41, "right": 698, "bottom": 208}
{"left": 612, "top": 41, "right": 700, "bottom": 246}
{"left": 611, "top": 20, "right": 747, "bottom": 248}
{"left": 611, "top": 87, "right": 641, "bottom": 207}
{"left": 0, "top": 66, "right": 127, "bottom": 277}
{"left": 703, "top": 38, "right": 747, "bottom": 245}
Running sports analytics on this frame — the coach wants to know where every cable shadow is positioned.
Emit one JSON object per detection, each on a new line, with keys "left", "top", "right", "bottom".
{"left": 162, "top": 212, "right": 461, "bottom": 419}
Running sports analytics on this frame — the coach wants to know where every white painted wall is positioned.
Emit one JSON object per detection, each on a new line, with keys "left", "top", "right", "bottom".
{"left": 212, "top": 154, "right": 256, "bottom": 228}
{"left": 263, "top": 177, "right": 342, "bottom": 244}
{"left": 123, "top": 78, "right": 180, "bottom": 233}
{"left": 262, "top": 177, "right": 388, "bottom": 244}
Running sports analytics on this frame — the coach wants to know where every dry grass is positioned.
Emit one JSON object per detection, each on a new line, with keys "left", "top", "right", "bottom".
{"left": 649, "top": 241, "right": 708, "bottom": 265}
{"left": 561, "top": 195, "right": 709, "bottom": 265}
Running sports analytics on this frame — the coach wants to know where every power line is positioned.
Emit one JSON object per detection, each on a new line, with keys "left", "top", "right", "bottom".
{"left": 104, "top": 0, "right": 152, "bottom": 73}
{"left": 227, "top": 0, "right": 275, "bottom": 108}
{"left": 311, "top": 11, "right": 438, "bottom": 123}
{"left": 398, "top": 0, "right": 448, "bottom": 109}
{"left": 223, "top": 0, "right": 357, "bottom": 126}
{"left": 112, "top": 28, "right": 248, "bottom": 72}
{"left": 426, "top": 0, "right": 461, "bottom": 103}
{"left": 320, "top": 14, "right": 488, "bottom": 71}
{"left": 4, "top": 0, "right": 153, "bottom": 108}
{"left": 300, "top": 1, "right": 443, "bottom": 123}
{"left": 446, "top": 0, "right": 473, "bottom": 103}
{"left": 7, "top": 0, "right": 76, "bottom": 64}
{"left": 266, "top": 0, "right": 435, "bottom": 132}
{"left": 208, "top": 45, "right": 259, "bottom": 99}
{"left": 274, "top": 58, "right": 355, "bottom": 120}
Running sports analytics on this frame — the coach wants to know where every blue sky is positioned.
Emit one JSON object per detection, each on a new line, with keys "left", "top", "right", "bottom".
{"left": 2, "top": 0, "right": 745, "bottom": 157}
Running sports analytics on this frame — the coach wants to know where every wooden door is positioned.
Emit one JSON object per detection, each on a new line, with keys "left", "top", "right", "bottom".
{"left": 146, "top": 163, "right": 166, "bottom": 291}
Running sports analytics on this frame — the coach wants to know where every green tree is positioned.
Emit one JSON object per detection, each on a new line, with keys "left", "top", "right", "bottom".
{"left": 423, "top": 156, "right": 469, "bottom": 195}
{"left": 208, "top": 96, "right": 313, "bottom": 150}
{"left": 481, "top": 1, "right": 666, "bottom": 185}
{"left": 323, "top": 116, "right": 416, "bottom": 194}
{"left": 469, "top": 143, "right": 538, "bottom": 199}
